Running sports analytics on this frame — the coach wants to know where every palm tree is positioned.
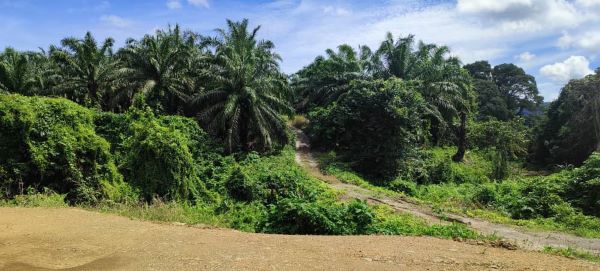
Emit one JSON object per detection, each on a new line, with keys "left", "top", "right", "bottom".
{"left": 191, "top": 19, "right": 292, "bottom": 153}
{"left": 51, "top": 32, "right": 125, "bottom": 110}
{"left": 0, "top": 48, "right": 40, "bottom": 95}
{"left": 292, "top": 44, "right": 370, "bottom": 111}
{"left": 372, "top": 33, "right": 473, "bottom": 161}
{"left": 118, "top": 25, "right": 200, "bottom": 114}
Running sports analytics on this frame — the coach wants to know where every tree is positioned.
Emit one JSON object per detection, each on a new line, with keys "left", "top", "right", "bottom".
{"left": 292, "top": 44, "right": 370, "bottom": 111}
{"left": 492, "top": 63, "right": 542, "bottom": 115}
{"left": 307, "top": 79, "right": 426, "bottom": 179}
{"left": 469, "top": 118, "right": 528, "bottom": 179}
{"left": 533, "top": 69, "right": 600, "bottom": 165}
{"left": 0, "top": 48, "right": 44, "bottom": 95}
{"left": 464, "top": 61, "right": 511, "bottom": 121}
{"left": 119, "top": 25, "right": 201, "bottom": 114}
{"left": 191, "top": 19, "right": 292, "bottom": 153}
{"left": 51, "top": 32, "right": 126, "bottom": 110}
{"left": 371, "top": 33, "right": 474, "bottom": 161}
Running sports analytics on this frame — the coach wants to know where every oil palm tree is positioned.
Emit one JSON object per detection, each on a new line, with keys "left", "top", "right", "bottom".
{"left": 292, "top": 44, "right": 371, "bottom": 110}
{"left": 0, "top": 48, "right": 40, "bottom": 95}
{"left": 191, "top": 19, "right": 292, "bottom": 153}
{"left": 51, "top": 32, "right": 125, "bottom": 110}
{"left": 373, "top": 33, "right": 473, "bottom": 161}
{"left": 119, "top": 25, "right": 200, "bottom": 114}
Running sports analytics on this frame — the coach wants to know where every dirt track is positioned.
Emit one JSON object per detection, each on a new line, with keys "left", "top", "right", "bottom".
{"left": 1, "top": 207, "right": 599, "bottom": 271}
{"left": 293, "top": 128, "right": 600, "bottom": 253}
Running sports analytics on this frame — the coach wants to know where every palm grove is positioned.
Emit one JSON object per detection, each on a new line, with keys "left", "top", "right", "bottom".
{"left": 2, "top": 19, "right": 600, "bottom": 235}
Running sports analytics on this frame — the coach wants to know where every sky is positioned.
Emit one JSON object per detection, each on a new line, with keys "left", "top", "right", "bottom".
{"left": 1, "top": 0, "right": 599, "bottom": 101}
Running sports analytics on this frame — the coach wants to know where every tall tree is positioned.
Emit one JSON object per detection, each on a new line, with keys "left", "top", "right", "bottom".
{"left": 464, "top": 61, "right": 511, "bottom": 121}
{"left": 292, "top": 44, "right": 370, "bottom": 111}
{"left": 371, "top": 33, "right": 474, "bottom": 161}
{"left": 119, "top": 25, "right": 201, "bottom": 114}
{"left": 533, "top": 69, "right": 600, "bottom": 165}
{"left": 191, "top": 19, "right": 292, "bottom": 153}
{"left": 51, "top": 32, "right": 125, "bottom": 110}
{"left": 0, "top": 48, "right": 41, "bottom": 95}
{"left": 492, "top": 63, "right": 542, "bottom": 115}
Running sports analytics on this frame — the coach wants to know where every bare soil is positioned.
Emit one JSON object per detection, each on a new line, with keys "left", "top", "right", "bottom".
{"left": 1, "top": 207, "right": 599, "bottom": 271}
{"left": 293, "top": 128, "right": 600, "bottom": 253}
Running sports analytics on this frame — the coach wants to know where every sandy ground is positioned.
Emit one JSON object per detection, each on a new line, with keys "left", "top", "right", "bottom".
{"left": 1, "top": 207, "right": 599, "bottom": 271}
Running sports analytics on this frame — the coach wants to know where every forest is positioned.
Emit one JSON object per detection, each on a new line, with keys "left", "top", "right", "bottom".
{"left": 1, "top": 19, "right": 599, "bottom": 243}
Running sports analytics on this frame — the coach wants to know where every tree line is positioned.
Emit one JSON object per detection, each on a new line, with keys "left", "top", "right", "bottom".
{"left": 1, "top": 19, "right": 599, "bottom": 179}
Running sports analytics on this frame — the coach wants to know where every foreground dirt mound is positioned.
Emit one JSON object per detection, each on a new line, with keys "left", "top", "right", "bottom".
{"left": 0, "top": 208, "right": 598, "bottom": 271}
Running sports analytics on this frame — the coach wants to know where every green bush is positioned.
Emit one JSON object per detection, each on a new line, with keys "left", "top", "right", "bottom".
{"left": 307, "top": 79, "right": 426, "bottom": 180}
{"left": 564, "top": 152, "right": 600, "bottom": 216}
{"left": 0, "top": 94, "right": 125, "bottom": 203}
{"left": 262, "top": 199, "right": 373, "bottom": 235}
{"left": 225, "top": 167, "right": 258, "bottom": 201}
{"left": 121, "top": 109, "right": 208, "bottom": 202}
{"left": 388, "top": 178, "right": 417, "bottom": 196}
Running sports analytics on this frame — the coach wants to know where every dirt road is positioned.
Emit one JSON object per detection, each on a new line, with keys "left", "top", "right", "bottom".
{"left": 1, "top": 207, "right": 598, "bottom": 270}
{"left": 293, "top": 128, "right": 600, "bottom": 253}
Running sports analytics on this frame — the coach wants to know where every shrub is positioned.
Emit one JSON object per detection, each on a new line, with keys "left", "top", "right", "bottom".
{"left": 121, "top": 109, "right": 208, "bottom": 202}
{"left": 306, "top": 79, "right": 426, "bottom": 180}
{"left": 225, "top": 167, "right": 258, "bottom": 201}
{"left": 388, "top": 179, "right": 417, "bottom": 196}
{"left": 262, "top": 199, "right": 373, "bottom": 235}
{"left": 0, "top": 94, "right": 124, "bottom": 203}
{"left": 564, "top": 152, "right": 600, "bottom": 216}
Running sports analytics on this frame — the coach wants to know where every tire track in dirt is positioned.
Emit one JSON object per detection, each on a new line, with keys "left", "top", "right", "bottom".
{"left": 293, "top": 128, "right": 600, "bottom": 253}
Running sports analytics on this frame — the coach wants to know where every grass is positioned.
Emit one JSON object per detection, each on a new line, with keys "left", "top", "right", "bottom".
{"left": 317, "top": 151, "right": 402, "bottom": 198}
{"left": 0, "top": 188, "right": 68, "bottom": 207}
{"left": 543, "top": 246, "right": 600, "bottom": 263}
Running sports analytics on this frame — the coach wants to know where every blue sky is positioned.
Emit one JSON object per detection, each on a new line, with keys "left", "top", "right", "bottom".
{"left": 1, "top": 0, "right": 599, "bottom": 101}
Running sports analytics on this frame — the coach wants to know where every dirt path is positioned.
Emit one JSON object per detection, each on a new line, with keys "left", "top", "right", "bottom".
{"left": 293, "top": 128, "right": 600, "bottom": 253}
{"left": 1, "top": 208, "right": 599, "bottom": 271}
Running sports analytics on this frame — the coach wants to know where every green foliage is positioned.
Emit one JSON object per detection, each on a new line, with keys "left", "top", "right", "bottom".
{"left": 0, "top": 94, "right": 125, "bottom": 203}
{"left": 469, "top": 118, "right": 528, "bottom": 179}
{"left": 388, "top": 178, "right": 417, "bottom": 196}
{"left": 0, "top": 187, "right": 67, "bottom": 207}
{"left": 191, "top": 19, "right": 292, "bottom": 153}
{"left": 465, "top": 61, "right": 542, "bottom": 119}
{"left": 307, "top": 79, "right": 426, "bottom": 179}
{"left": 562, "top": 152, "right": 600, "bottom": 216}
{"left": 543, "top": 247, "right": 600, "bottom": 263}
{"left": 533, "top": 70, "right": 600, "bottom": 166}
{"left": 262, "top": 199, "right": 374, "bottom": 235}
{"left": 367, "top": 206, "right": 481, "bottom": 239}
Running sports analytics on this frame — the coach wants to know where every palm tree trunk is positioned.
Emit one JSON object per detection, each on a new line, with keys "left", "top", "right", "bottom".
{"left": 452, "top": 111, "right": 467, "bottom": 162}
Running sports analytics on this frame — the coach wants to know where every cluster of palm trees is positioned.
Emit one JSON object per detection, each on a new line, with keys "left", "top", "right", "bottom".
{"left": 0, "top": 19, "right": 291, "bottom": 153}
{"left": 293, "top": 33, "right": 473, "bottom": 161}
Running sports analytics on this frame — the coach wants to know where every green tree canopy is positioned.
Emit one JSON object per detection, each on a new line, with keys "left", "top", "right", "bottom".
{"left": 191, "top": 19, "right": 292, "bottom": 153}
{"left": 533, "top": 69, "right": 600, "bottom": 165}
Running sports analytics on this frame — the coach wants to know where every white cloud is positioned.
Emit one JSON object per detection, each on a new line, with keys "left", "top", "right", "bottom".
{"left": 518, "top": 51, "right": 536, "bottom": 62}
{"left": 540, "top": 55, "right": 594, "bottom": 83}
{"left": 100, "top": 15, "right": 132, "bottom": 28}
{"left": 322, "top": 6, "right": 351, "bottom": 16}
{"left": 558, "top": 31, "right": 600, "bottom": 51}
{"left": 576, "top": 0, "right": 600, "bottom": 7}
{"left": 457, "top": 0, "right": 582, "bottom": 31}
{"left": 167, "top": 0, "right": 182, "bottom": 10}
{"left": 188, "top": 0, "right": 209, "bottom": 8}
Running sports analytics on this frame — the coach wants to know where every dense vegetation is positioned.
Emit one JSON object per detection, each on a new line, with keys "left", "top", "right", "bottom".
{"left": 1, "top": 19, "right": 599, "bottom": 239}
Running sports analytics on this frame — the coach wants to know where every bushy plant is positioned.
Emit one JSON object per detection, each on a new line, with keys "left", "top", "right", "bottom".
{"left": 0, "top": 94, "right": 125, "bottom": 203}
{"left": 121, "top": 109, "right": 208, "bottom": 202}
{"left": 262, "top": 199, "right": 373, "bottom": 235}
{"left": 388, "top": 178, "right": 417, "bottom": 196}
{"left": 307, "top": 79, "right": 426, "bottom": 180}
{"left": 564, "top": 152, "right": 600, "bottom": 216}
